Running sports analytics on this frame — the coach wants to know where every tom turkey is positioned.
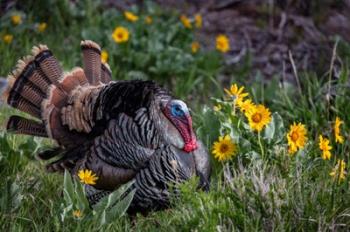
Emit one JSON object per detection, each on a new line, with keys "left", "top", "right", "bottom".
{"left": 3, "top": 40, "right": 210, "bottom": 212}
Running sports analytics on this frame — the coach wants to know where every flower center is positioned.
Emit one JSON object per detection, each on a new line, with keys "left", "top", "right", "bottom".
{"left": 252, "top": 113, "right": 262, "bottom": 123}
{"left": 291, "top": 131, "right": 299, "bottom": 141}
{"left": 220, "top": 144, "right": 228, "bottom": 153}
{"left": 117, "top": 33, "right": 123, "bottom": 39}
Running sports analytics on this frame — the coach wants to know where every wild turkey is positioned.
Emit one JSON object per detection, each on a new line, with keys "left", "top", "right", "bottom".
{"left": 3, "top": 40, "right": 210, "bottom": 212}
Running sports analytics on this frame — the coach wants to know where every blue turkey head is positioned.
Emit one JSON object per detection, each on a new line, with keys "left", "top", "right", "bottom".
{"left": 161, "top": 99, "right": 198, "bottom": 153}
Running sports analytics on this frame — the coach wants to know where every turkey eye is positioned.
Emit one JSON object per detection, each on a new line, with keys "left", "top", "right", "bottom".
{"left": 171, "top": 105, "right": 184, "bottom": 117}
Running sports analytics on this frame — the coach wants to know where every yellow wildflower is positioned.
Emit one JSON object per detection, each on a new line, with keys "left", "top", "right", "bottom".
{"left": 3, "top": 34, "right": 13, "bottom": 44}
{"left": 194, "top": 14, "right": 202, "bottom": 28}
{"left": 191, "top": 41, "right": 200, "bottom": 53}
{"left": 78, "top": 169, "right": 98, "bottom": 185}
{"left": 237, "top": 98, "right": 255, "bottom": 114}
{"left": 330, "top": 159, "right": 347, "bottom": 183}
{"left": 37, "top": 22, "right": 47, "bottom": 32}
{"left": 124, "top": 11, "right": 138, "bottom": 22}
{"left": 213, "top": 104, "right": 222, "bottom": 112}
{"left": 212, "top": 135, "right": 237, "bottom": 161}
{"left": 11, "top": 15, "right": 22, "bottom": 25}
{"left": 145, "top": 16, "right": 152, "bottom": 24}
{"left": 224, "top": 83, "right": 249, "bottom": 105}
{"left": 334, "top": 117, "right": 344, "bottom": 144}
{"left": 216, "top": 34, "right": 230, "bottom": 53}
{"left": 286, "top": 122, "right": 307, "bottom": 154}
{"left": 245, "top": 104, "right": 271, "bottom": 132}
{"left": 180, "top": 15, "right": 192, "bottom": 29}
{"left": 319, "top": 135, "right": 332, "bottom": 160}
{"left": 112, "top": 26, "right": 129, "bottom": 43}
{"left": 101, "top": 50, "right": 108, "bottom": 63}
{"left": 73, "top": 209, "right": 83, "bottom": 218}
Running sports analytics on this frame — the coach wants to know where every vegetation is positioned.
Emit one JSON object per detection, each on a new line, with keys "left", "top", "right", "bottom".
{"left": 1, "top": 0, "right": 350, "bottom": 231}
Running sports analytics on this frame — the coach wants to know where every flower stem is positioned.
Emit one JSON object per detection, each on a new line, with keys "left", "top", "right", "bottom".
{"left": 258, "top": 132, "right": 265, "bottom": 159}
{"left": 232, "top": 101, "right": 236, "bottom": 116}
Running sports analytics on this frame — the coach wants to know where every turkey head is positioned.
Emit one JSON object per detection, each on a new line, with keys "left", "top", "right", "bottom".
{"left": 159, "top": 99, "right": 198, "bottom": 153}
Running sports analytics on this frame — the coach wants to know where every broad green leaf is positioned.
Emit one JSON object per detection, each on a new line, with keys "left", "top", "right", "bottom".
{"left": 264, "top": 112, "right": 285, "bottom": 144}
{"left": 264, "top": 114, "right": 276, "bottom": 142}
{"left": 75, "top": 181, "right": 90, "bottom": 210}
{"left": 93, "top": 180, "right": 135, "bottom": 212}
{"left": 99, "top": 210, "right": 107, "bottom": 226}
{"left": 60, "top": 204, "right": 73, "bottom": 222}
{"left": 106, "top": 189, "right": 136, "bottom": 223}
{"left": 63, "top": 170, "right": 74, "bottom": 205}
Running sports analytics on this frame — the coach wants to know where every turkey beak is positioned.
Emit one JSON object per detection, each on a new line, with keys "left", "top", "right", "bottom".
{"left": 183, "top": 115, "right": 198, "bottom": 153}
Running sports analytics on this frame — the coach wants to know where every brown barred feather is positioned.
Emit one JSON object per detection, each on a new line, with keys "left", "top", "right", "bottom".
{"left": 29, "top": 68, "right": 51, "bottom": 93}
{"left": 81, "top": 40, "right": 101, "bottom": 85}
{"left": 101, "top": 63, "right": 112, "bottom": 83}
{"left": 14, "top": 82, "right": 45, "bottom": 107}
{"left": 7, "top": 93, "right": 41, "bottom": 118}
{"left": 32, "top": 45, "right": 63, "bottom": 85}
{"left": 7, "top": 115, "right": 48, "bottom": 137}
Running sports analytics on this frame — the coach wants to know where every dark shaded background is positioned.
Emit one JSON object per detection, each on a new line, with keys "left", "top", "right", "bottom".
{"left": 92, "top": 0, "right": 350, "bottom": 83}
{"left": 2, "top": 0, "right": 350, "bottom": 83}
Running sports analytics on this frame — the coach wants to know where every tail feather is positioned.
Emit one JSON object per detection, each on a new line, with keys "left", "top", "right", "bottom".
{"left": 60, "top": 68, "right": 88, "bottom": 93}
{"left": 15, "top": 60, "right": 51, "bottom": 96}
{"left": 72, "top": 67, "right": 89, "bottom": 86}
{"left": 37, "top": 147, "right": 63, "bottom": 160}
{"left": 45, "top": 145, "right": 87, "bottom": 172}
{"left": 7, "top": 115, "right": 48, "bottom": 137}
{"left": 5, "top": 58, "right": 47, "bottom": 107}
{"left": 32, "top": 45, "right": 63, "bottom": 85}
{"left": 4, "top": 41, "right": 105, "bottom": 146}
{"left": 7, "top": 92, "right": 41, "bottom": 118}
{"left": 28, "top": 68, "right": 51, "bottom": 93}
{"left": 81, "top": 40, "right": 101, "bottom": 85}
{"left": 101, "top": 63, "right": 112, "bottom": 83}
{"left": 14, "top": 82, "right": 45, "bottom": 107}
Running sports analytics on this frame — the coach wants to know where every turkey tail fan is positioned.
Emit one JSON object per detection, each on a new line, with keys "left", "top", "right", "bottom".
{"left": 3, "top": 44, "right": 72, "bottom": 139}
{"left": 6, "top": 115, "right": 48, "bottom": 137}
{"left": 81, "top": 40, "right": 102, "bottom": 85}
{"left": 3, "top": 44, "right": 65, "bottom": 115}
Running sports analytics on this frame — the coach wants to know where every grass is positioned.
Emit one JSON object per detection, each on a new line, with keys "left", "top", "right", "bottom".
{"left": 2, "top": 0, "right": 350, "bottom": 231}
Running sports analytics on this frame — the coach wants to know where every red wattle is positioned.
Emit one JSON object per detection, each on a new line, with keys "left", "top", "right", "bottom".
{"left": 183, "top": 140, "right": 198, "bottom": 153}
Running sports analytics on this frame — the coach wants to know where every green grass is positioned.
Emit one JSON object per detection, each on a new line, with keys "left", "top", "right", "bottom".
{"left": 2, "top": 0, "right": 350, "bottom": 231}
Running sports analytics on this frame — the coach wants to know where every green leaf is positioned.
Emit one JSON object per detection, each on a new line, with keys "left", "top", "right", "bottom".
{"left": 99, "top": 210, "right": 107, "bottom": 226}
{"left": 239, "top": 137, "right": 251, "bottom": 153}
{"left": 63, "top": 170, "right": 75, "bottom": 205}
{"left": 75, "top": 181, "right": 90, "bottom": 210}
{"left": 60, "top": 204, "right": 73, "bottom": 222}
{"left": 106, "top": 189, "right": 136, "bottom": 223}
{"left": 264, "top": 112, "right": 285, "bottom": 144}
{"left": 93, "top": 180, "right": 135, "bottom": 212}
{"left": 264, "top": 115, "right": 276, "bottom": 142}
{"left": 94, "top": 181, "right": 135, "bottom": 226}
{"left": 196, "top": 106, "right": 221, "bottom": 145}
